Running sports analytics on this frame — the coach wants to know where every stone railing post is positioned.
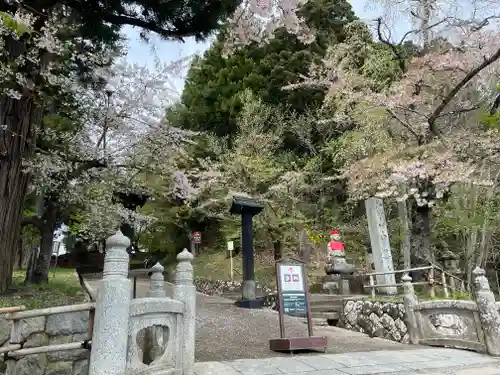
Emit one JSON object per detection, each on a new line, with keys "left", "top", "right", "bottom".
{"left": 173, "top": 249, "right": 196, "bottom": 375}
{"left": 402, "top": 274, "right": 420, "bottom": 344}
{"left": 89, "top": 231, "right": 132, "bottom": 375}
{"left": 144, "top": 262, "right": 167, "bottom": 363}
{"left": 472, "top": 267, "right": 500, "bottom": 356}
{"left": 149, "top": 262, "right": 166, "bottom": 298}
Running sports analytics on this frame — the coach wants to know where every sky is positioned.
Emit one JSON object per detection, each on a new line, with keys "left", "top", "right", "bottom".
{"left": 123, "top": 1, "right": 391, "bottom": 95}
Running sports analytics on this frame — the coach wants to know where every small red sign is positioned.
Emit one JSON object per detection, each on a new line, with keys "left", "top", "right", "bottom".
{"left": 192, "top": 232, "right": 201, "bottom": 244}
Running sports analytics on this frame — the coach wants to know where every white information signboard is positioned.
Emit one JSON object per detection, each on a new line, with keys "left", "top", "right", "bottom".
{"left": 227, "top": 241, "right": 234, "bottom": 251}
{"left": 279, "top": 264, "right": 305, "bottom": 293}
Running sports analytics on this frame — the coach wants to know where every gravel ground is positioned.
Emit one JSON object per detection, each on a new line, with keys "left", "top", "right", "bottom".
{"left": 84, "top": 277, "right": 416, "bottom": 362}
{"left": 195, "top": 293, "right": 414, "bottom": 361}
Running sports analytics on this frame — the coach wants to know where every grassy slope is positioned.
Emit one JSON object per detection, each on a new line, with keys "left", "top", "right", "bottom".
{"left": 190, "top": 251, "right": 327, "bottom": 287}
{"left": 192, "top": 252, "right": 276, "bottom": 285}
{"left": 0, "top": 268, "right": 85, "bottom": 309}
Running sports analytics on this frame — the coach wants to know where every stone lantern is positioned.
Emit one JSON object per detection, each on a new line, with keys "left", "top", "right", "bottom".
{"left": 113, "top": 188, "right": 150, "bottom": 254}
{"left": 440, "top": 250, "right": 461, "bottom": 273}
{"left": 439, "top": 250, "right": 462, "bottom": 291}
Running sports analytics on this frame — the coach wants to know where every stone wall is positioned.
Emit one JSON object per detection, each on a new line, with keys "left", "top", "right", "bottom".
{"left": 0, "top": 311, "right": 90, "bottom": 375}
{"left": 339, "top": 300, "right": 409, "bottom": 343}
{"left": 193, "top": 278, "right": 278, "bottom": 309}
{"left": 193, "top": 277, "right": 273, "bottom": 296}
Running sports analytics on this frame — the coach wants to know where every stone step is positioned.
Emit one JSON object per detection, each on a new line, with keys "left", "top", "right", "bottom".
{"left": 310, "top": 311, "right": 339, "bottom": 319}
{"left": 309, "top": 299, "right": 344, "bottom": 306}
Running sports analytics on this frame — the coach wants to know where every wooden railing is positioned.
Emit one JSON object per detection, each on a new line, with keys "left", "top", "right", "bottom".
{"left": 364, "top": 264, "right": 466, "bottom": 298}
{"left": 0, "top": 303, "right": 94, "bottom": 357}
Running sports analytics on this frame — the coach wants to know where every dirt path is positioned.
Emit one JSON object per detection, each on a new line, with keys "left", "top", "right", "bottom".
{"left": 84, "top": 277, "right": 415, "bottom": 361}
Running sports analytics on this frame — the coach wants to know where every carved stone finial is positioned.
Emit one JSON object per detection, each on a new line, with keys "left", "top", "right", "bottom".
{"left": 175, "top": 249, "right": 194, "bottom": 286}
{"left": 149, "top": 262, "right": 165, "bottom": 298}
{"left": 177, "top": 248, "right": 194, "bottom": 262}
{"left": 402, "top": 274, "right": 415, "bottom": 294}
{"left": 472, "top": 266, "right": 485, "bottom": 277}
{"left": 103, "top": 230, "right": 130, "bottom": 278}
{"left": 106, "top": 230, "right": 131, "bottom": 249}
{"left": 402, "top": 274, "right": 412, "bottom": 283}
{"left": 152, "top": 261, "right": 164, "bottom": 273}
{"left": 473, "top": 266, "right": 490, "bottom": 292}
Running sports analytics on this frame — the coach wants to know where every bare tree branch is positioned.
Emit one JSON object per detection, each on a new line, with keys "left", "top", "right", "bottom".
{"left": 22, "top": 215, "right": 43, "bottom": 229}
{"left": 427, "top": 47, "right": 500, "bottom": 136}
{"left": 437, "top": 106, "right": 481, "bottom": 118}
{"left": 386, "top": 108, "right": 423, "bottom": 143}
{"left": 398, "top": 17, "right": 450, "bottom": 45}
{"left": 376, "top": 18, "right": 406, "bottom": 72}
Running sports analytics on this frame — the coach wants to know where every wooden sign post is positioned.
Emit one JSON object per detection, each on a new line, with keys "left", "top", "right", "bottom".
{"left": 269, "top": 260, "right": 328, "bottom": 352}
{"left": 227, "top": 241, "right": 234, "bottom": 281}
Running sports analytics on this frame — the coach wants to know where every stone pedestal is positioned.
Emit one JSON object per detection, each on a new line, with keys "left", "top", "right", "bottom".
{"left": 341, "top": 278, "right": 351, "bottom": 295}
{"left": 365, "top": 198, "right": 397, "bottom": 294}
{"left": 324, "top": 256, "right": 355, "bottom": 295}
{"left": 323, "top": 274, "right": 341, "bottom": 294}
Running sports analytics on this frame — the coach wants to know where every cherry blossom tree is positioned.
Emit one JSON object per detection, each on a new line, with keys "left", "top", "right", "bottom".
{"left": 21, "top": 57, "right": 194, "bottom": 282}
{"left": 0, "top": 0, "right": 318, "bottom": 291}
{"left": 287, "top": 6, "right": 500, "bottom": 263}
{"left": 0, "top": 0, "right": 253, "bottom": 291}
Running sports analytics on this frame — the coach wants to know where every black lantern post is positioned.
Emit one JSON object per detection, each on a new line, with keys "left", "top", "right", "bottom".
{"left": 230, "top": 196, "right": 264, "bottom": 308}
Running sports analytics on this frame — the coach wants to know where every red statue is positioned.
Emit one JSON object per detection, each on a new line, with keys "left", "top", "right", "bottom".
{"left": 327, "top": 231, "right": 345, "bottom": 260}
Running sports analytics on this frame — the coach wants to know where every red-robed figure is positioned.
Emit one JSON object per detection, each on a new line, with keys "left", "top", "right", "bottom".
{"left": 327, "top": 230, "right": 345, "bottom": 260}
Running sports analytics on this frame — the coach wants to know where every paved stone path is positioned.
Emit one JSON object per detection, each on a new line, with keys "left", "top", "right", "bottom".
{"left": 192, "top": 348, "right": 500, "bottom": 375}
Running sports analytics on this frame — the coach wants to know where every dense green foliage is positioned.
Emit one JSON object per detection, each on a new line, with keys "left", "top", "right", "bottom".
{"left": 168, "top": 0, "right": 357, "bottom": 147}
{"left": 141, "top": 8, "right": 500, "bottom": 288}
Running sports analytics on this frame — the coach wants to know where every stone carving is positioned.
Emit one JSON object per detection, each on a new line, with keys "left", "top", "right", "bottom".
{"left": 339, "top": 267, "right": 500, "bottom": 357}
{"left": 173, "top": 249, "right": 196, "bottom": 375}
{"left": 127, "top": 298, "right": 183, "bottom": 374}
{"left": 89, "top": 231, "right": 132, "bottom": 375}
{"left": 428, "top": 313, "right": 467, "bottom": 336}
{"left": 2, "top": 235, "right": 191, "bottom": 375}
{"left": 472, "top": 267, "right": 500, "bottom": 356}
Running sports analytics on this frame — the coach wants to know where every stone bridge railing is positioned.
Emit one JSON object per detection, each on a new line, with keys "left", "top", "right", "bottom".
{"left": 1, "top": 232, "right": 196, "bottom": 375}
{"left": 403, "top": 267, "right": 500, "bottom": 356}
{"left": 89, "top": 231, "right": 195, "bottom": 375}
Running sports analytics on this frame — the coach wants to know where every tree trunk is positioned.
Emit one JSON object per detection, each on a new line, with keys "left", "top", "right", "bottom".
{"left": 411, "top": 204, "right": 434, "bottom": 264}
{"left": 25, "top": 245, "right": 39, "bottom": 283}
{"left": 14, "top": 236, "right": 23, "bottom": 271}
{"left": 273, "top": 240, "right": 282, "bottom": 261}
{"left": 0, "top": 94, "right": 42, "bottom": 292}
{"left": 28, "top": 199, "right": 59, "bottom": 283}
{"left": 29, "top": 224, "right": 55, "bottom": 283}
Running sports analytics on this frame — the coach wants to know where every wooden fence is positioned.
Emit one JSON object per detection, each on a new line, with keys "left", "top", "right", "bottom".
{"left": 364, "top": 264, "right": 466, "bottom": 298}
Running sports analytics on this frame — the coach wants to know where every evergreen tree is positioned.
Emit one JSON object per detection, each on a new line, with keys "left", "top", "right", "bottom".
{"left": 169, "top": 0, "right": 357, "bottom": 145}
